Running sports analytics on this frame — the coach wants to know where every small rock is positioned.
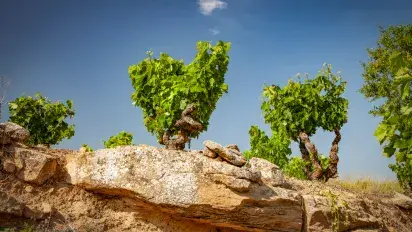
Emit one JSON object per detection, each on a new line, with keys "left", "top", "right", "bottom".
{"left": 0, "top": 122, "right": 30, "bottom": 144}
{"left": 226, "top": 144, "right": 240, "bottom": 151}
{"left": 203, "top": 147, "right": 218, "bottom": 158}
{"left": 13, "top": 147, "right": 57, "bottom": 185}
{"left": 392, "top": 192, "right": 412, "bottom": 210}
{"left": 2, "top": 159, "right": 16, "bottom": 173}
{"left": 47, "top": 188, "right": 55, "bottom": 194}
{"left": 0, "top": 191, "right": 24, "bottom": 216}
{"left": 208, "top": 174, "right": 251, "bottom": 192}
{"left": 248, "top": 157, "right": 285, "bottom": 187}
{"left": 23, "top": 203, "right": 54, "bottom": 219}
{"left": 25, "top": 186, "right": 34, "bottom": 193}
{"left": 203, "top": 140, "right": 246, "bottom": 167}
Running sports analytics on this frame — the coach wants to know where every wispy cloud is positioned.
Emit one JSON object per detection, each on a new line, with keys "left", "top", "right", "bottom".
{"left": 198, "top": 0, "right": 228, "bottom": 15}
{"left": 209, "top": 27, "right": 220, "bottom": 35}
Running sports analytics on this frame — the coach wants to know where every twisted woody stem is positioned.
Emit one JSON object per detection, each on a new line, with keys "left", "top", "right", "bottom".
{"left": 298, "top": 131, "right": 323, "bottom": 180}
{"left": 162, "top": 104, "right": 203, "bottom": 150}
{"left": 324, "top": 127, "right": 341, "bottom": 181}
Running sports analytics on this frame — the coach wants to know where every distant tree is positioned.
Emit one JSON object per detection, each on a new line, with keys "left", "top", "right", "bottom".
{"left": 128, "top": 41, "right": 231, "bottom": 150}
{"left": 361, "top": 25, "right": 412, "bottom": 190}
{"left": 103, "top": 131, "right": 133, "bottom": 148}
{"left": 249, "top": 64, "right": 348, "bottom": 181}
{"left": 8, "top": 93, "right": 75, "bottom": 147}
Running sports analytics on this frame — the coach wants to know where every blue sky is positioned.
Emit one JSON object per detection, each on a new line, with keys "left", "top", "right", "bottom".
{"left": 1, "top": 0, "right": 411, "bottom": 180}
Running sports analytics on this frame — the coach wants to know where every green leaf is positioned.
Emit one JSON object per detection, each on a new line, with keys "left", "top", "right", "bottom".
{"left": 374, "top": 123, "right": 387, "bottom": 142}
{"left": 394, "top": 139, "right": 409, "bottom": 149}
{"left": 383, "top": 146, "right": 396, "bottom": 157}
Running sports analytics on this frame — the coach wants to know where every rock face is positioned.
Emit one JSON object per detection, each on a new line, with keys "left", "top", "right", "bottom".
{"left": 1, "top": 140, "right": 411, "bottom": 232}
{"left": 303, "top": 194, "right": 380, "bottom": 232}
{"left": 66, "top": 145, "right": 302, "bottom": 231}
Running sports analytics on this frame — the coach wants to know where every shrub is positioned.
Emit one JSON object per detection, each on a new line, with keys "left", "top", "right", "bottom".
{"left": 81, "top": 144, "right": 94, "bottom": 152}
{"left": 128, "top": 41, "right": 231, "bottom": 150}
{"left": 247, "top": 64, "right": 348, "bottom": 181}
{"left": 103, "top": 131, "right": 133, "bottom": 148}
{"left": 8, "top": 93, "right": 75, "bottom": 146}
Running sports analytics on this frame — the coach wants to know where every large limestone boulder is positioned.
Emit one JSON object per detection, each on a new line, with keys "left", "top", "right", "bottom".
{"left": 66, "top": 145, "right": 303, "bottom": 231}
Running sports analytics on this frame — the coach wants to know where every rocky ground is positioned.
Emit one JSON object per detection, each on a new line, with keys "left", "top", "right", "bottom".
{"left": 0, "top": 122, "right": 411, "bottom": 232}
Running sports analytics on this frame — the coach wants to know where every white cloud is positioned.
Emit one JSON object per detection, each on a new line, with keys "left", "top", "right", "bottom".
{"left": 209, "top": 28, "right": 220, "bottom": 35}
{"left": 198, "top": 0, "right": 228, "bottom": 15}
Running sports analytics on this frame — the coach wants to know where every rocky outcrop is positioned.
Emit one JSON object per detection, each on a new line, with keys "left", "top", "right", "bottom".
{"left": 303, "top": 194, "right": 379, "bottom": 232}
{"left": 65, "top": 145, "right": 302, "bottom": 231}
{"left": 0, "top": 123, "right": 411, "bottom": 232}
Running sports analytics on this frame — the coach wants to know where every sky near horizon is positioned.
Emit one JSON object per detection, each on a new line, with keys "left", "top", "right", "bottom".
{"left": 1, "top": 0, "right": 411, "bottom": 180}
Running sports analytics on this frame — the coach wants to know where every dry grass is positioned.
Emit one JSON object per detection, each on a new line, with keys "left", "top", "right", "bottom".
{"left": 329, "top": 176, "right": 405, "bottom": 196}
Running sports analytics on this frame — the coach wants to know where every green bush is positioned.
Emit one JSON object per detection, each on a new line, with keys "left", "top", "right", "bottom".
{"left": 8, "top": 93, "right": 75, "bottom": 146}
{"left": 128, "top": 41, "right": 231, "bottom": 150}
{"left": 283, "top": 155, "right": 330, "bottom": 180}
{"left": 243, "top": 126, "right": 291, "bottom": 169}
{"left": 81, "top": 144, "right": 94, "bottom": 152}
{"left": 103, "top": 131, "right": 133, "bottom": 148}
{"left": 246, "top": 64, "right": 348, "bottom": 181}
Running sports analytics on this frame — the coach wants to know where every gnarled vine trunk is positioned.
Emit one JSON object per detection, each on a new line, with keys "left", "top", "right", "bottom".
{"left": 298, "top": 131, "right": 323, "bottom": 180}
{"left": 298, "top": 128, "right": 342, "bottom": 182}
{"left": 299, "top": 140, "right": 312, "bottom": 178}
{"left": 161, "top": 104, "right": 202, "bottom": 150}
{"left": 324, "top": 128, "right": 341, "bottom": 181}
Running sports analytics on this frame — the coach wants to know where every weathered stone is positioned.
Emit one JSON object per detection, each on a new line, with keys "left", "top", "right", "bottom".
{"left": 25, "top": 185, "right": 34, "bottom": 193}
{"left": 23, "top": 202, "right": 54, "bottom": 219}
{"left": 203, "top": 140, "right": 246, "bottom": 167}
{"left": 2, "top": 158, "right": 16, "bottom": 173}
{"left": 66, "top": 145, "right": 303, "bottom": 231}
{"left": 207, "top": 173, "right": 251, "bottom": 192}
{"left": 303, "top": 194, "right": 380, "bottom": 232}
{"left": 226, "top": 144, "right": 240, "bottom": 151}
{"left": 79, "top": 146, "right": 87, "bottom": 153}
{"left": 248, "top": 157, "right": 286, "bottom": 187}
{"left": 0, "top": 191, "right": 24, "bottom": 216}
{"left": 202, "top": 147, "right": 217, "bottom": 158}
{"left": 392, "top": 192, "right": 412, "bottom": 210}
{"left": 0, "top": 122, "right": 30, "bottom": 144}
{"left": 13, "top": 147, "right": 57, "bottom": 185}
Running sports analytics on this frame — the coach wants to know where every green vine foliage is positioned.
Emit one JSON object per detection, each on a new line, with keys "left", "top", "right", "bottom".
{"left": 359, "top": 25, "right": 412, "bottom": 190}
{"left": 103, "top": 131, "right": 134, "bottom": 149}
{"left": 8, "top": 93, "right": 75, "bottom": 146}
{"left": 128, "top": 41, "right": 230, "bottom": 145}
{"left": 81, "top": 144, "right": 94, "bottom": 152}
{"left": 261, "top": 64, "right": 348, "bottom": 141}
{"left": 283, "top": 155, "right": 330, "bottom": 180}
{"left": 243, "top": 125, "right": 291, "bottom": 169}
{"left": 373, "top": 51, "right": 412, "bottom": 190}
